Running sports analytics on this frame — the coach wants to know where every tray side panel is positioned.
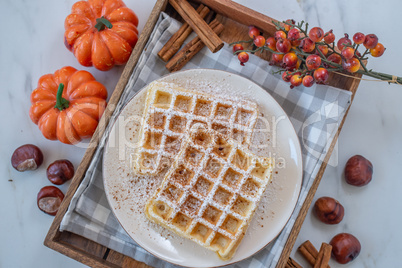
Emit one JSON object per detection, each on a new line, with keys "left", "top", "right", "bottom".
{"left": 197, "top": 0, "right": 278, "bottom": 34}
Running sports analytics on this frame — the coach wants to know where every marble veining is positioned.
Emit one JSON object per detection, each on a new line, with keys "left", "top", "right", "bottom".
{"left": 1, "top": 0, "right": 401, "bottom": 267}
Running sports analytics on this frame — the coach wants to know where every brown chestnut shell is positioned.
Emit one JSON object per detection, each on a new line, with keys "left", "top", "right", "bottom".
{"left": 330, "top": 233, "right": 361, "bottom": 264}
{"left": 344, "top": 155, "right": 373, "bottom": 186}
{"left": 313, "top": 196, "right": 344, "bottom": 224}
{"left": 47, "top": 159, "right": 74, "bottom": 185}
{"left": 11, "top": 144, "right": 43, "bottom": 172}
{"left": 37, "top": 186, "right": 64, "bottom": 216}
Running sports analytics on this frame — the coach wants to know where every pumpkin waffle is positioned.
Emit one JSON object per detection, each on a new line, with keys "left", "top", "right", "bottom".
{"left": 145, "top": 124, "right": 274, "bottom": 260}
{"left": 132, "top": 81, "right": 259, "bottom": 176}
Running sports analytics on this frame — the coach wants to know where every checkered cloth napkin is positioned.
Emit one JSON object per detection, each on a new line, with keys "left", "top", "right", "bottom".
{"left": 60, "top": 13, "right": 352, "bottom": 267}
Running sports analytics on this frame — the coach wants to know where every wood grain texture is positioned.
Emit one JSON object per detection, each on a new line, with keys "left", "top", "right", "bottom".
{"left": 44, "top": 0, "right": 362, "bottom": 267}
{"left": 196, "top": 0, "right": 279, "bottom": 35}
{"left": 123, "top": 257, "right": 151, "bottom": 268}
{"left": 106, "top": 250, "right": 126, "bottom": 266}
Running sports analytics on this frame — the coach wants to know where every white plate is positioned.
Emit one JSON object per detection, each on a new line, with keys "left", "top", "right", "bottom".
{"left": 103, "top": 69, "right": 302, "bottom": 267}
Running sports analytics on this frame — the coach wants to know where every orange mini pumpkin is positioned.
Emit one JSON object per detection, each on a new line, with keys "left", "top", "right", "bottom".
{"left": 30, "top": 66, "right": 108, "bottom": 144}
{"left": 64, "top": 0, "right": 139, "bottom": 71}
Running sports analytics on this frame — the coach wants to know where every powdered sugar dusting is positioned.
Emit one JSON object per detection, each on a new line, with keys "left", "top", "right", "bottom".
{"left": 145, "top": 123, "right": 274, "bottom": 258}
{"left": 133, "top": 81, "right": 259, "bottom": 176}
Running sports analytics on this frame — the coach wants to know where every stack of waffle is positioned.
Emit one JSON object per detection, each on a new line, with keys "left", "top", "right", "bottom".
{"left": 132, "top": 81, "right": 274, "bottom": 260}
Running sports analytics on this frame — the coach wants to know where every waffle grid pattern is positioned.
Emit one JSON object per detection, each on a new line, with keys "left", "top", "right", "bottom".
{"left": 145, "top": 124, "right": 273, "bottom": 260}
{"left": 133, "top": 82, "right": 259, "bottom": 175}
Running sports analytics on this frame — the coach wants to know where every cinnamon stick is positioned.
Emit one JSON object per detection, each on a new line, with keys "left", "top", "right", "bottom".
{"left": 286, "top": 257, "right": 303, "bottom": 268}
{"left": 298, "top": 240, "right": 331, "bottom": 268}
{"left": 158, "top": 4, "right": 210, "bottom": 62}
{"left": 169, "top": 0, "right": 224, "bottom": 53}
{"left": 314, "top": 243, "right": 332, "bottom": 268}
{"left": 166, "top": 19, "right": 224, "bottom": 72}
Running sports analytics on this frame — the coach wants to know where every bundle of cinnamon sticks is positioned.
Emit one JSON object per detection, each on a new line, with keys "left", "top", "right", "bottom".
{"left": 298, "top": 240, "right": 332, "bottom": 268}
{"left": 286, "top": 240, "right": 332, "bottom": 268}
{"left": 158, "top": 0, "right": 225, "bottom": 72}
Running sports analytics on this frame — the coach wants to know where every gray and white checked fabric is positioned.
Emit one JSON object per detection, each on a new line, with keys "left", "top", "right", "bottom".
{"left": 60, "top": 13, "right": 352, "bottom": 267}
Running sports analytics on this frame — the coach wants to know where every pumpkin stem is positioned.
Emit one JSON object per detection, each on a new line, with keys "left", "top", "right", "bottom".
{"left": 95, "top": 16, "right": 113, "bottom": 31}
{"left": 55, "top": 83, "right": 70, "bottom": 111}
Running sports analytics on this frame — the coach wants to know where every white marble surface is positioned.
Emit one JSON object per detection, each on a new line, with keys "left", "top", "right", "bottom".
{"left": 1, "top": 0, "right": 401, "bottom": 267}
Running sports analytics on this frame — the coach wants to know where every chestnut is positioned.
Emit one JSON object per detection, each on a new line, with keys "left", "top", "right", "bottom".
{"left": 47, "top": 160, "right": 74, "bottom": 185}
{"left": 330, "top": 233, "right": 361, "bottom": 264}
{"left": 344, "top": 155, "right": 373, "bottom": 186}
{"left": 11, "top": 144, "right": 44, "bottom": 172}
{"left": 313, "top": 196, "right": 344, "bottom": 224}
{"left": 37, "top": 186, "right": 64, "bottom": 216}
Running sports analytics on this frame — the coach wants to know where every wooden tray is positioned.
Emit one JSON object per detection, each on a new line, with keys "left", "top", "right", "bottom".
{"left": 44, "top": 0, "right": 361, "bottom": 267}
